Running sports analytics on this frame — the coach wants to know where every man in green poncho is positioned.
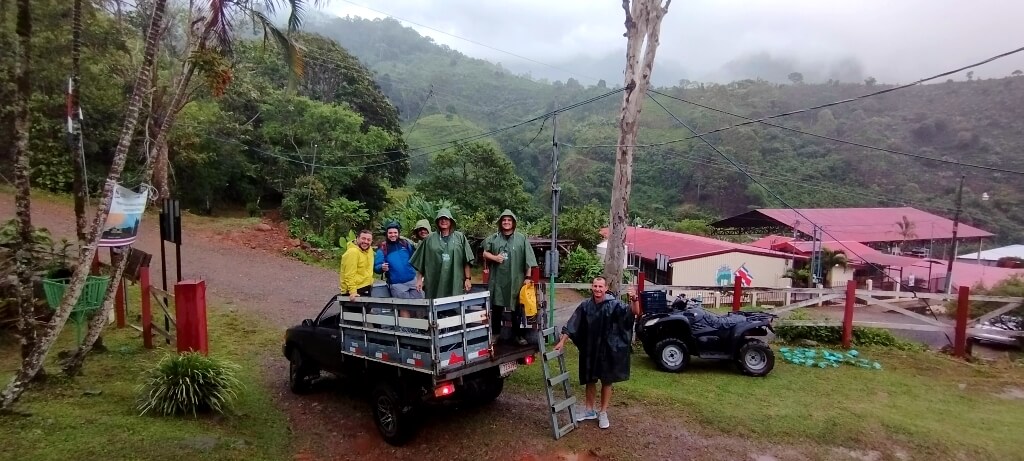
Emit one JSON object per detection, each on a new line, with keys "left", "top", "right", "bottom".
{"left": 411, "top": 209, "right": 475, "bottom": 298}
{"left": 482, "top": 209, "right": 538, "bottom": 345}
{"left": 410, "top": 219, "right": 431, "bottom": 249}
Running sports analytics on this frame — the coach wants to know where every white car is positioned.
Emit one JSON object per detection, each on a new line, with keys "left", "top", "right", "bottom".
{"left": 970, "top": 314, "right": 1022, "bottom": 348}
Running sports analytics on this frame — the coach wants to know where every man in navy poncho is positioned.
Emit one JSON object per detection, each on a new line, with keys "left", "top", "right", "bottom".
{"left": 553, "top": 276, "right": 640, "bottom": 429}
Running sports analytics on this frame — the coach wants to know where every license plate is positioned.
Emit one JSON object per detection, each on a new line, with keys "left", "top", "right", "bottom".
{"left": 499, "top": 361, "right": 518, "bottom": 377}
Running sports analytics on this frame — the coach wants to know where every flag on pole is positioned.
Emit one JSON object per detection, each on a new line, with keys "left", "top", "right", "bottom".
{"left": 734, "top": 264, "right": 754, "bottom": 287}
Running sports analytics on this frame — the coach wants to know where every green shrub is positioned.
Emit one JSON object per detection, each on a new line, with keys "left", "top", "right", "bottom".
{"left": 558, "top": 247, "right": 604, "bottom": 284}
{"left": 137, "top": 352, "right": 242, "bottom": 417}
{"left": 776, "top": 311, "right": 924, "bottom": 351}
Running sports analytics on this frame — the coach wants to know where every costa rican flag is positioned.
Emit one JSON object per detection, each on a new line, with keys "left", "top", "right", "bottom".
{"left": 734, "top": 264, "right": 753, "bottom": 287}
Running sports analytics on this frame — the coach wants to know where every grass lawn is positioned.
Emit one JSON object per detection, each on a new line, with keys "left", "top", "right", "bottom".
{"left": 507, "top": 343, "right": 1024, "bottom": 460}
{"left": 0, "top": 291, "right": 290, "bottom": 461}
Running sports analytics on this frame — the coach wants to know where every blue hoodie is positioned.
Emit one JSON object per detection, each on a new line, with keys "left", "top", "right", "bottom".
{"left": 374, "top": 237, "right": 417, "bottom": 284}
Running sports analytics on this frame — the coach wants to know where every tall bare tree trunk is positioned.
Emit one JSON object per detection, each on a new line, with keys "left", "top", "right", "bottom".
{"left": 604, "top": 0, "right": 670, "bottom": 293}
{"left": 61, "top": 249, "right": 130, "bottom": 377}
{"left": 70, "top": 0, "right": 89, "bottom": 247}
{"left": 147, "top": 59, "right": 195, "bottom": 198}
{"left": 0, "top": 0, "right": 169, "bottom": 412}
{"left": 11, "top": 0, "right": 34, "bottom": 365}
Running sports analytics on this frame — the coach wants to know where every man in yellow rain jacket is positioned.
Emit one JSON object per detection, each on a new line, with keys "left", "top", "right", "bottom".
{"left": 340, "top": 229, "right": 374, "bottom": 301}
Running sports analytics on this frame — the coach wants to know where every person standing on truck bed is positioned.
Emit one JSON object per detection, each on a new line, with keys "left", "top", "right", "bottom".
{"left": 482, "top": 209, "right": 537, "bottom": 345}
{"left": 553, "top": 276, "right": 640, "bottom": 429}
{"left": 410, "top": 219, "right": 431, "bottom": 249}
{"left": 340, "top": 229, "right": 375, "bottom": 301}
{"left": 375, "top": 221, "right": 422, "bottom": 300}
{"left": 410, "top": 208, "right": 475, "bottom": 298}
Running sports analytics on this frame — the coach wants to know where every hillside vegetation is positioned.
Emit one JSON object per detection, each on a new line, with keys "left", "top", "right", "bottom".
{"left": 3, "top": 6, "right": 1022, "bottom": 246}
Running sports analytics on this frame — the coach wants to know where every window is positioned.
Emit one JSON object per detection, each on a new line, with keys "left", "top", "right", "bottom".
{"left": 317, "top": 300, "right": 341, "bottom": 329}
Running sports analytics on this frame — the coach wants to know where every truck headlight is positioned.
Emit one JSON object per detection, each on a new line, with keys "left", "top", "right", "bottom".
{"left": 644, "top": 318, "right": 659, "bottom": 327}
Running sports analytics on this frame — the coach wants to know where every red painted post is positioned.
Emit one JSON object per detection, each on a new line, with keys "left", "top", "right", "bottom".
{"left": 114, "top": 276, "right": 126, "bottom": 328}
{"left": 841, "top": 280, "right": 856, "bottom": 349}
{"left": 482, "top": 266, "right": 490, "bottom": 284}
{"left": 531, "top": 266, "right": 540, "bottom": 283}
{"left": 732, "top": 275, "right": 742, "bottom": 312}
{"left": 954, "top": 286, "right": 970, "bottom": 358}
{"left": 90, "top": 252, "right": 100, "bottom": 275}
{"left": 140, "top": 266, "right": 153, "bottom": 349}
{"left": 638, "top": 271, "right": 645, "bottom": 292}
{"left": 175, "top": 280, "right": 209, "bottom": 355}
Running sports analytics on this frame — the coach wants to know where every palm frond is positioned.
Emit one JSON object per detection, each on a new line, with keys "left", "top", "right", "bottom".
{"left": 206, "top": 0, "right": 234, "bottom": 53}
{"left": 251, "top": 10, "right": 304, "bottom": 80}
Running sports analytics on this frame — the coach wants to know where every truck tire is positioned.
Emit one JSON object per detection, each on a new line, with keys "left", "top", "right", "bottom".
{"left": 372, "top": 381, "right": 417, "bottom": 446}
{"left": 655, "top": 338, "right": 690, "bottom": 372}
{"left": 737, "top": 339, "right": 775, "bottom": 377}
{"left": 288, "top": 349, "right": 318, "bottom": 394}
{"left": 469, "top": 374, "right": 505, "bottom": 406}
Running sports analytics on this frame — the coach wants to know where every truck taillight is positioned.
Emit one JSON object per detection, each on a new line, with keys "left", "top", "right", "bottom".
{"left": 434, "top": 382, "right": 455, "bottom": 398}
{"left": 523, "top": 354, "right": 535, "bottom": 366}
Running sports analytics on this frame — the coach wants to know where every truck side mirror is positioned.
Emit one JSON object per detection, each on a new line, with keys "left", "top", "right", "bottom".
{"left": 302, "top": 319, "right": 313, "bottom": 327}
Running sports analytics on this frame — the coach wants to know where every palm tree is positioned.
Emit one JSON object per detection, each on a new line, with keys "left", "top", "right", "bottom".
{"left": 147, "top": 0, "right": 320, "bottom": 198}
{"left": 895, "top": 215, "right": 917, "bottom": 253}
{"left": 11, "top": 0, "right": 36, "bottom": 368}
{"left": 1, "top": 0, "right": 170, "bottom": 411}
{"left": 821, "top": 248, "right": 849, "bottom": 287}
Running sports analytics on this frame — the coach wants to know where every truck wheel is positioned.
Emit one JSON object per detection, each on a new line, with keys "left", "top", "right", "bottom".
{"left": 737, "top": 340, "right": 775, "bottom": 377}
{"left": 471, "top": 374, "right": 505, "bottom": 406}
{"left": 372, "top": 382, "right": 417, "bottom": 446}
{"left": 288, "top": 349, "right": 318, "bottom": 394}
{"left": 654, "top": 338, "right": 690, "bottom": 372}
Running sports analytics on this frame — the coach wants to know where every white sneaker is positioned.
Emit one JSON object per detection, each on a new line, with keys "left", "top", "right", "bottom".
{"left": 575, "top": 407, "right": 597, "bottom": 422}
{"left": 598, "top": 411, "right": 610, "bottom": 429}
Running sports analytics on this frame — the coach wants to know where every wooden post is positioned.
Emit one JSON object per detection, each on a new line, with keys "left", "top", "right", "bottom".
{"left": 751, "top": 292, "right": 758, "bottom": 308}
{"left": 954, "top": 286, "right": 970, "bottom": 358}
{"left": 732, "top": 275, "right": 742, "bottom": 312}
{"left": 114, "top": 276, "right": 126, "bottom": 328}
{"left": 140, "top": 265, "right": 153, "bottom": 349}
{"left": 175, "top": 280, "right": 209, "bottom": 355}
{"left": 841, "top": 280, "right": 856, "bottom": 348}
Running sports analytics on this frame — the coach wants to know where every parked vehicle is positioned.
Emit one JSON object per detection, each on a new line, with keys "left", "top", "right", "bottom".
{"left": 969, "top": 313, "right": 1023, "bottom": 349}
{"left": 635, "top": 292, "right": 777, "bottom": 376}
{"left": 283, "top": 285, "right": 538, "bottom": 445}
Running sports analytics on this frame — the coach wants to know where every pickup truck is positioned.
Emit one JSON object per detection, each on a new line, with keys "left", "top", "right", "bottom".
{"left": 282, "top": 284, "right": 540, "bottom": 445}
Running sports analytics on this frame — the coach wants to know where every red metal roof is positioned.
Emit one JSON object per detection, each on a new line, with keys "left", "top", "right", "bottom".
{"left": 749, "top": 234, "right": 927, "bottom": 267}
{"left": 900, "top": 261, "right": 1024, "bottom": 290}
{"left": 601, "top": 227, "right": 799, "bottom": 263}
{"left": 720, "top": 207, "right": 993, "bottom": 242}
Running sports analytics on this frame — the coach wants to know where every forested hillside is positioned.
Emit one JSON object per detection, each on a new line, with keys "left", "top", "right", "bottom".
{"left": 2, "top": 4, "right": 1022, "bottom": 247}
{"left": 306, "top": 15, "right": 1024, "bottom": 244}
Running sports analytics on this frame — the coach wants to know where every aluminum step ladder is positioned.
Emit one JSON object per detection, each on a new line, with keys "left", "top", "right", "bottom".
{"left": 538, "top": 326, "right": 578, "bottom": 440}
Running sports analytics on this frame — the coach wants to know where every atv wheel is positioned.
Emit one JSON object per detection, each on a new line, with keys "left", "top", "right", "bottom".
{"left": 372, "top": 381, "right": 418, "bottom": 446}
{"left": 654, "top": 338, "right": 690, "bottom": 372}
{"left": 287, "top": 349, "right": 319, "bottom": 394}
{"left": 737, "top": 340, "right": 775, "bottom": 377}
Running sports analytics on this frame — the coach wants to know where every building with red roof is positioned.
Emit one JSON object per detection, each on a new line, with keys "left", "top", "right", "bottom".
{"left": 598, "top": 227, "right": 801, "bottom": 288}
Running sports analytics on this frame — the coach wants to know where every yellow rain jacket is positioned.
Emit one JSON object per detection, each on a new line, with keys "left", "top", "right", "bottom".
{"left": 340, "top": 241, "right": 374, "bottom": 296}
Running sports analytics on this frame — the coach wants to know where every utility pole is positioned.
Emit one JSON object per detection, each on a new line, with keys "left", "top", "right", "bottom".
{"left": 943, "top": 175, "right": 965, "bottom": 294}
{"left": 548, "top": 113, "right": 559, "bottom": 333}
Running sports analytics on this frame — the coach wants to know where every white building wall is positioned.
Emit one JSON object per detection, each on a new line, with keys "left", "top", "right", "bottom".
{"left": 670, "top": 252, "right": 792, "bottom": 288}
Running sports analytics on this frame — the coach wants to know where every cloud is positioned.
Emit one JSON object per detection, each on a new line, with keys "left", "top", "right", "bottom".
{"left": 325, "top": 0, "right": 1024, "bottom": 84}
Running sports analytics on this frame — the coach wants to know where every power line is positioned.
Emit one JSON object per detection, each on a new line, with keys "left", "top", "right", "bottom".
{"left": 336, "top": 0, "right": 602, "bottom": 84}
{"left": 647, "top": 92, "right": 914, "bottom": 291}
{"left": 647, "top": 89, "right": 1024, "bottom": 176}
{"left": 571, "top": 45, "right": 1024, "bottom": 150}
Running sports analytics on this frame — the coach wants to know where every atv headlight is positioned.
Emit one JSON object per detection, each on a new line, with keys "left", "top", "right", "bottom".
{"left": 644, "top": 318, "right": 660, "bottom": 327}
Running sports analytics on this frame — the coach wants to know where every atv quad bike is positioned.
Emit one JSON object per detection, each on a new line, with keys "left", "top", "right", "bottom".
{"left": 635, "top": 293, "right": 777, "bottom": 376}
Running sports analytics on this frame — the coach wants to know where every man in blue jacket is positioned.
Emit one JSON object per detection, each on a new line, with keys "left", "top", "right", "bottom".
{"left": 374, "top": 221, "right": 422, "bottom": 300}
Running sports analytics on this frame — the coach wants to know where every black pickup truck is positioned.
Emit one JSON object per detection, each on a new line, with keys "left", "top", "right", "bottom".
{"left": 283, "top": 285, "right": 539, "bottom": 445}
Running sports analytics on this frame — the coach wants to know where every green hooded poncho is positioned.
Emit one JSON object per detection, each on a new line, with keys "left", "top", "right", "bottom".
{"left": 482, "top": 209, "right": 538, "bottom": 308}
{"left": 410, "top": 208, "right": 475, "bottom": 299}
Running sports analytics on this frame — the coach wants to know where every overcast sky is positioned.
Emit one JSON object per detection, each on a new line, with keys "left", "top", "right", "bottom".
{"left": 324, "top": 0, "right": 1024, "bottom": 85}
